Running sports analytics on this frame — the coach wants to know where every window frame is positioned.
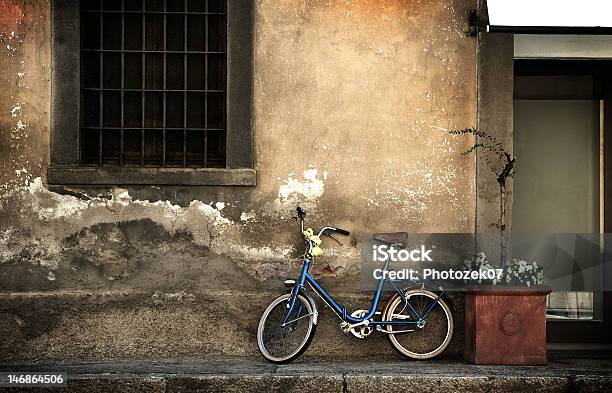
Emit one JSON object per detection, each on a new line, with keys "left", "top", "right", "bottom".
{"left": 49, "top": 0, "right": 255, "bottom": 186}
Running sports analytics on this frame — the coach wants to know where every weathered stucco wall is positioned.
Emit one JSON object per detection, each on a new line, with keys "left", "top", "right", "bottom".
{"left": 0, "top": 0, "right": 477, "bottom": 360}
{"left": 476, "top": 32, "right": 514, "bottom": 237}
{"left": 0, "top": 0, "right": 49, "bottom": 192}
{"left": 253, "top": 0, "right": 477, "bottom": 232}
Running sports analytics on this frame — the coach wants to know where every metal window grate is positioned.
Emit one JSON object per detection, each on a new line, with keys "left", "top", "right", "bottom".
{"left": 80, "top": 0, "right": 226, "bottom": 168}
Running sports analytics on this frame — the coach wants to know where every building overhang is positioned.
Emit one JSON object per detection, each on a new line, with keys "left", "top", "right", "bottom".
{"left": 485, "top": 0, "right": 612, "bottom": 35}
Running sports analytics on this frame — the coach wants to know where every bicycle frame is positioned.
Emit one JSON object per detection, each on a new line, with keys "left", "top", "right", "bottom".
{"left": 283, "top": 254, "right": 445, "bottom": 327}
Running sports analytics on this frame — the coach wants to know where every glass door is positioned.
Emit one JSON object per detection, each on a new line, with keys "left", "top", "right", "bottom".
{"left": 513, "top": 60, "right": 612, "bottom": 343}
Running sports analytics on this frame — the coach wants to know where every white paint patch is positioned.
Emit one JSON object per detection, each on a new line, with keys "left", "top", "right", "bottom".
{"left": 264, "top": 167, "right": 327, "bottom": 217}
{"left": 10, "top": 104, "right": 21, "bottom": 117}
{"left": 232, "top": 245, "right": 293, "bottom": 262}
{"left": 240, "top": 211, "right": 256, "bottom": 222}
{"left": 229, "top": 244, "right": 293, "bottom": 263}
{"left": 192, "top": 200, "right": 232, "bottom": 226}
{"left": 215, "top": 201, "right": 225, "bottom": 210}
{"left": 27, "top": 178, "right": 90, "bottom": 221}
{"left": 9, "top": 178, "right": 234, "bottom": 230}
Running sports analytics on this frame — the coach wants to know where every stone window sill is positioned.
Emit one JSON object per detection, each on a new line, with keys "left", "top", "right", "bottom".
{"left": 47, "top": 167, "right": 256, "bottom": 186}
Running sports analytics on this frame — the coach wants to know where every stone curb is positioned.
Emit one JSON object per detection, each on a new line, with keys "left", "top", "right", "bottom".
{"left": 0, "top": 374, "right": 610, "bottom": 393}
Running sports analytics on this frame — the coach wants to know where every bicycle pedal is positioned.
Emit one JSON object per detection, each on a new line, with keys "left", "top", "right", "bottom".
{"left": 340, "top": 320, "right": 369, "bottom": 334}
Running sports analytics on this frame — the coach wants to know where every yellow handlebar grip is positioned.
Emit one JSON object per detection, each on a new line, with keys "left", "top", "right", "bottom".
{"left": 309, "top": 235, "right": 322, "bottom": 246}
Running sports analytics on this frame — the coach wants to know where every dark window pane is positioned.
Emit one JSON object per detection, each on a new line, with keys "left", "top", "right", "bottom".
{"left": 103, "top": 52, "right": 122, "bottom": 88}
{"left": 104, "top": 0, "right": 122, "bottom": 10}
{"left": 187, "top": 54, "right": 205, "bottom": 90}
{"left": 102, "top": 13, "right": 122, "bottom": 50}
{"left": 186, "top": 130, "right": 204, "bottom": 166}
{"left": 80, "top": 0, "right": 227, "bottom": 169}
{"left": 124, "top": 92, "right": 142, "bottom": 127}
{"left": 124, "top": 53, "right": 143, "bottom": 89}
{"left": 187, "top": 15, "right": 205, "bottom": 51}
{"left": 186, "top": 93, "right": 205, "bottom": 128}
{"left": 82, "top": 0, "right": 101, "bottom": 11}
{"left": 166, "top": 54, "right": 184, "bottom": 89}
{"left": 102, "top": 130, "right": 121, "bottom": 165}
{"left": 81, "top": 12, "right": 100, "bottom": 49}
{"left": 207, "top": 54, "right": 224, "bottom": 90}
{"left": 144, "top": 92, "right": 163, "bottom": 127}
{"left": 207, "top": 92, "right": 224, "bottom": 128}
{"left": 166, "top": 93, "right": 184, "bottom": 127}
{"left": 145, "top": 13, "right": 164, "bottom": 50}
{"left": 145, "top": 0, "right": 164, "bottom": 11}
{"left": 82, "top": 91, "right": 100, "bottom": 127}
{"left": 81, "top": 129, "right": 101, "bottom": 165}
{"left": 103, "top": 91, "right": 122, "bottom": 127}
{"left": 144, "top": 130, "right": 163, "bottom": 166}
{"left": 207, "top": 15, "right": 225, "bottom": 52}
{"left": 82, "top": 52, "right": 100, "bottom": 88}
{"left": 124, "top": 13, "right": 143, "bottom": 50}
{"left": 145, "top": 53, "right": 163, "bottom": 89}
{"left": 123, "top": 129, "right": 142, "bottom": 165}
{"left": 187, "top": 0, "right": 205, "bottom": 12}
{"left": 165, "top": 130, "right": 184, "bottom": 166}
{"left": 166, "top": 14, "right": 184, "bottom": 51}
{"left": 207, "top": 0, "right": 225, "bottom": 13}
{"left": 125, "top": 0, "right": 142, "bottom": 11}
{"left": 167, "top": 0, "right": 185, "bottom": 12}
{"left": 207, "top": 130, "right": 225, "bottom": 167}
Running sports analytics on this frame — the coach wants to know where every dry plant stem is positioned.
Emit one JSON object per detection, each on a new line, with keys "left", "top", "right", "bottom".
{"left": 448, "top": 128, "right": 515, "bottom": 269}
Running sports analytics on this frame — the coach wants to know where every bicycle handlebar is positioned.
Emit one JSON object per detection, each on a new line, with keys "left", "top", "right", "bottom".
{"left": 332, "top": 227, "right": 350, "bottom": 236}
{"left": 296, "top": 206, "right": 306, "bottom": 220}
{"left": 296, "top": 206, "right": 350, "bottom": 237}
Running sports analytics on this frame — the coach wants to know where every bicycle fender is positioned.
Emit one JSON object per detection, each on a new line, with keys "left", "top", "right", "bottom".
{"left": 438, "top": 291, "right": 457, "bottom": 313}
{"left": 299, "top": 290, "right": 319, "bottom": 325}
{"left": 401, "top": 284, "right": 457, "bottom": 314}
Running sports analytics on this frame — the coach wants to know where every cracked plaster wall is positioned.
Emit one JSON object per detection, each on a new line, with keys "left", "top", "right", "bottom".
{"left": 0, "top": 0, "right": 477, "bottom": 290}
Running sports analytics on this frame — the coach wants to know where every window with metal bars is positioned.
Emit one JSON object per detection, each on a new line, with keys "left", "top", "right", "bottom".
{"left": 80, "top": 0, "right": 226, "bottom": 168}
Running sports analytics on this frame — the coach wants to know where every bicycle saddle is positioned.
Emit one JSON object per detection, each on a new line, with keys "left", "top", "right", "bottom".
{"left": 373, "top": 232, "right": 408, "bottom": 244}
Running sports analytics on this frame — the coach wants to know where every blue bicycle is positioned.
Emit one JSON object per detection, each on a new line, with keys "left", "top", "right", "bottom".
{"left": 257, "top": 207, "right": 454, "bottom": 363}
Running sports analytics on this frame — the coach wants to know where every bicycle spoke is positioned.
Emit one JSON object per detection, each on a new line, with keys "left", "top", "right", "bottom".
{"left": 387, "top": 292, "right": 453, "bottom": 359}
{"left": 258, "top": 295, "right": 314, "bottom": 362}
{"left": 283, "top": 313, "right": 313, "bottom": 325}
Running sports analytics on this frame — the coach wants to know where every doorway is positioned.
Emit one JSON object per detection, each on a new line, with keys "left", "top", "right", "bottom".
{"left": 513, "top": 60, "right": 612, "bottom": 344}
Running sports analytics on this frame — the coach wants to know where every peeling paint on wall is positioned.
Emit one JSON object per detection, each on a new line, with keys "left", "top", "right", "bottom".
{"left": 263, "top": 167, "right": 328, "bottom": 218}
{"left": 0, "top": 0, "right": 43, "bottom": 194}
{"left": 1, "top": 32, "right": 32, "bottom": 191}
{"left": 0, "top": 178, "right": 300, "bottom": 283}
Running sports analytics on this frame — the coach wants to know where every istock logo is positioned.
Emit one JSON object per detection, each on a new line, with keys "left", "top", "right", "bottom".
{"left": 372, "top": 245, "right": 434, "bottom": 262}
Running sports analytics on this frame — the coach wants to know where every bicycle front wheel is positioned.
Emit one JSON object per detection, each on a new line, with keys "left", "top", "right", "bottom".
{"left": 383, "top": 289, "right": 453, "bottom": 360}
{"left": 257, "top": 293, "right": 316, "bottom": 364}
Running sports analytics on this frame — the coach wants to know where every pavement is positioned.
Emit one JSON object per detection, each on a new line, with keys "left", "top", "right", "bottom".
{"left": 0, "top": 357, "right": 611, "bottom": 392}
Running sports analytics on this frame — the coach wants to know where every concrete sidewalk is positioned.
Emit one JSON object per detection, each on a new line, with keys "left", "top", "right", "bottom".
{"left": 1, "top": 358, "right": 611, "bottom": 392}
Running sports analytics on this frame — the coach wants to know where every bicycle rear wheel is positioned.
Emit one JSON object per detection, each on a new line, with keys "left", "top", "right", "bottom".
{"left": 383, "top": 289, "right": 453, "bottom": 360}
{"left": 257, "top": 293, "right": 316, "bottom": 364}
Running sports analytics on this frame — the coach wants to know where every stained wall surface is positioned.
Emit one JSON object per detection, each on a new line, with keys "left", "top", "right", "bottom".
{"left": 0, "top": 0, "right": 477, "bottom": 360}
